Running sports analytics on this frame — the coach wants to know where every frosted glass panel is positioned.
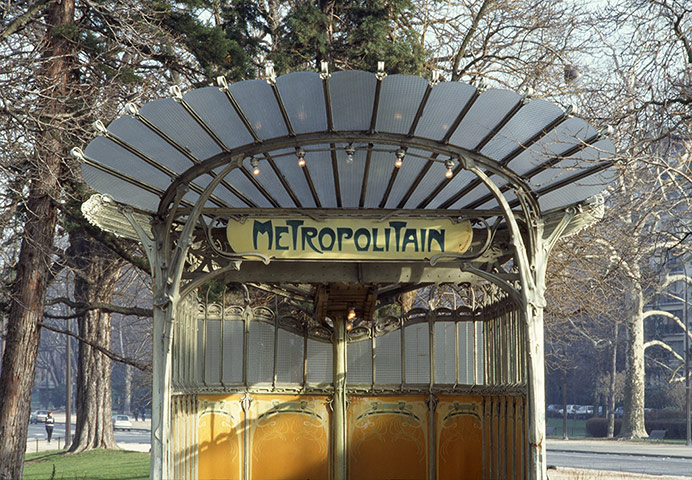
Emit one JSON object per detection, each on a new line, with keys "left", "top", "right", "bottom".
{"left": 457, "top": 322, "right": 476, "bottom": 385}
{"left": 476, "top": 322, "right": 484, "bottom": 385}
{"left": 139, "top": 98, "right": 223, "bottom": 161}
{"left": 434, "top": 322, "right": 455, "bottom": 384}
{"left": 374, "top": 330, "right": 401, "bottom": 384}
{"left": 404, "top": 323, "right": 429, "bottom": 383}
{"left": 330, "top": 71, "right": 376, "bottom": 131}
{"left": 375, "top": 75, "right": 428, "bottom": 134}
{"left": 228, "top": 80, "right": 288, "bottom": 140}
{"left": 307, "top": 339, "right": 333, "bottom": 383}
{"left": 276, "top": 72, "right": 328, "bottom": 134}
{"left": 197, "top": 319, "right": 204, "bottom": 384}
{"left": 204, "top": 319, "right": 222, "bottom": 385}
{"left": 276, "top": 329, "right": 304, "bottom": 384}
{"left": 347, "top": 339, "right": 372, "bottom": 384}
{"left": 247, "top": 321, "right": 274, "bottom": 383}
{"left": 222, "top": 320, "right": 244, "bottom": 383}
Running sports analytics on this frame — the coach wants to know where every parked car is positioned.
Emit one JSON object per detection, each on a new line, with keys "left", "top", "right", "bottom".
{"left": 575, "top": 405, "right": 594, "bottom": 419}
{"left": 558, "top": 404, "right": 577, "bottom": 416}
{"left": 30, "top": 410, "right": 51, "bottom": 424}
{"left": 112, "top": 414, "right": 133, "bottom": 431}
{"left": 546, "top": 404, "right": 561, "bottom": 417}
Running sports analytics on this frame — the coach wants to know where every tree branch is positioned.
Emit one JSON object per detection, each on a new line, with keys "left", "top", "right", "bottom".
{"left": 0, "top": 0, "right": 51, "bottom": 42}
{"left": 46, "top": 296, "right": 152, "bottom": 318}
{"left": 38, "top": 321, "right": 151, "bottom": 372}
{"left": 644, "top": 339, "right": 684, "bottom": 364}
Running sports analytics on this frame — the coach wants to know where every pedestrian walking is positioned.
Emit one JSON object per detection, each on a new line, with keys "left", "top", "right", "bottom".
{"left": 45, "top": 411, "right": 54, "bottom": 443}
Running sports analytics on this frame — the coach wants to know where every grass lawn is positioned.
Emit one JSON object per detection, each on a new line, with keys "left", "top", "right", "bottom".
{"left": 24, "top": 450, "right": 149, "bottom": 480}
{"left": 546, "top": 416, "right": 589, "bottom": 438}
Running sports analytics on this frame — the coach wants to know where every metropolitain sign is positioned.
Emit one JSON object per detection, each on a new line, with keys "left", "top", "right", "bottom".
{"left": 226, "top": 217, "right": 473, "bottom": 260}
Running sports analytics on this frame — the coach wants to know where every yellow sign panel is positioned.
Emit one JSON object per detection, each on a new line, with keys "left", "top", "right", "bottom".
{"left": 227, "top": 217, "right": 473, "bottom": 260}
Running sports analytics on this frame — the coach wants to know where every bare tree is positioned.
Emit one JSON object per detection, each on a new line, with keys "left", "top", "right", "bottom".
{"left": 0, "top": 2, "right": 76, "bottom": 477}
{"left": 67, "top": 230, "right": 125, "bottom": 451}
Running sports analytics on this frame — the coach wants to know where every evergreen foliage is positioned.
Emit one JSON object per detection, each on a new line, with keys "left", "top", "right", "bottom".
{"left": 158, "top": 0, "right": 426, "bottom": 83}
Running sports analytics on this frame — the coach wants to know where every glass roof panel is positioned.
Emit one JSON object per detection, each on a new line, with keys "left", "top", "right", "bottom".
{"left": 425, "top": 169, "right": 479, "bottom": 209}
{"left": 276, "top": 72, "right": 328, "bottom": 135}
{"left": 301, "top": 147, "right": 338, "bottom": 208}
{"left": 337, "top": 145, "right": 367, "bottom": 208}
{"left": 107, "top": 115, "right": 194, "bottom": 174}
{"left": 227, "top": 158, "right": 297, "bottom": 208}
{"left": 81, "top": 164, "right": 160, "bottom": 212}
{"left": 196, "top": 172, "right": 249, "bottom": 208}
{"left": 478, "top": 186, "right": 516, "bottom": 209}
{"left": 414, "top": 82, "right": 476, "bottom": 141}
{"left": 378, "top": 149, "right": 428, "bottom": 209}
{"left": 447, "top": 89, "right": 521, "bottom": 150}
{"left": 183, "top": 86, "right": 255, "bottom": 150}
{"left": 480, "top": 99, "right": 564, "bottom": 161}
{"left": 223, "top": 168, "right": 276, "bottom": 208}
{"left": 507, "top": 117, "right": 596, "bottom": 175}
{"left": 84, "top": 137, "right": 173, "bottom": 191}
{"left": 362, "top": 149, "right": 401, "bottom": 208}
{"left": 375, "top": 75, "right": 428, "bottom": 134}
{"left": 228, "top": 80, "right": 288, "bottom": 140}
{"left": 538, "top": 167, "right": 617, "bottom": 210}
{"left": 329, "top": 71, "right": 377, "bottom": 131}
{"left": 448, "top": 177, "right": 500, "bottom": 210}
{"left": 270, "top": 148, "right": 317, "bottom": 208}
{"left": 138, "top": 98, "right": 222, "bottom": 160}
{"left": 401, "top": 160, "right": 448, "bottom": 208}
{"left": 529, "top": 140, "right": 614, "bottom": 189}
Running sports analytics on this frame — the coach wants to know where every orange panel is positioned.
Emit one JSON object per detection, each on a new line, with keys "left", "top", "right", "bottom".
{"left": 348, "top": 396, "right": 428, "bottom": 480}
{"left": 198, "top": 395, "right": 243, "bottom": 480}
{"left": 515, "top": 397, "right": 526, "bottom": 479}
{"left": 249, "top": 395, "right": 330, "bottom": 480}
{"left": 436, "top": 396, "right": 483, "bottom": 480}
{"left": 506, "top": 398, "right": 515, "bottom": 480}
{"left": 499, "top": 397, "right": 506, "bottom": 479}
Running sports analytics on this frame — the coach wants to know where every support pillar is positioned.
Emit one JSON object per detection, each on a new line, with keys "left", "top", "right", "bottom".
{"left": 333, "top": 317, "right": 347, "bottom": 480}
{"left": 463, "top": 159, "right": 567, "bottom": 480}
{"left": 524, "top": 297, "right": 547, "bottom": 480}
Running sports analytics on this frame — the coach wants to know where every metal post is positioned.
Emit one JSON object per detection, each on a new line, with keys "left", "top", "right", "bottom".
{"left": 685, "top": 263, "right": 690, "bottom": 446}
{"left": 65, "top": 319, "right": 71, "bottom": 448}
{"left": 333, "top": 316, "right": 347, "bottom": 480}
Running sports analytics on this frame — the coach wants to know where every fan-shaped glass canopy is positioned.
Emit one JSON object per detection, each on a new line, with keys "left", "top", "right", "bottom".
{"left": 79, "top": 71, "right": 615, "bottom": 221}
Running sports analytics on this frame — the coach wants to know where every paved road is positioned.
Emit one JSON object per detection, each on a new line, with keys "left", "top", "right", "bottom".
{"left": 26, "top": 419, "right": 150, "bottom": 453}
{"left": 547, "top": 439, "right": 692, "bottom": 478}
{"left": 548, "top": 450, "right": 692, "bottom": 477}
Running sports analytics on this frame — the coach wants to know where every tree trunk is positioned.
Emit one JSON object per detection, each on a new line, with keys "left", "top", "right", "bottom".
{"left": 561, "top": 368, "right": 568, "bottom": 440}
{"left": 123, "top": 365, "right": 133, "bottom": 415}
{"left": 607, "top": 322, "right": 618, "bottom": 438}
{"left": 620, "top": 298, "right": 648, "bottom": 438}
{"left": 0, "top": 1, "right": 74, "bottom": 477}
{"left": 68, "top": 232, "right": 123, "bottom": 452}
{"left": 117, "top": 325, "right": 133, "bottom": 415}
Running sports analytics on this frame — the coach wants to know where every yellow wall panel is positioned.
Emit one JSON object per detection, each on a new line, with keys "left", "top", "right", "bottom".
{"left": 249, "top": 395, "right": 330, "bottom": 480}
{"left": 435, "top": 396, "right": 483, "bottom": 480}
{"left": 198, "top": 395, "right": 243, "bottom": 480}
{"left": 348, "top": 396, "right": 428, "bottom": 480}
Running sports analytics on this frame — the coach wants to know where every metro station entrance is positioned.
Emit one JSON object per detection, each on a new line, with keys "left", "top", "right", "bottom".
{"left": 78, "top": 67, "right": 615, "bottom": 479}
{"left": 175, "top": 283, "right": 524, "bottom": 479}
